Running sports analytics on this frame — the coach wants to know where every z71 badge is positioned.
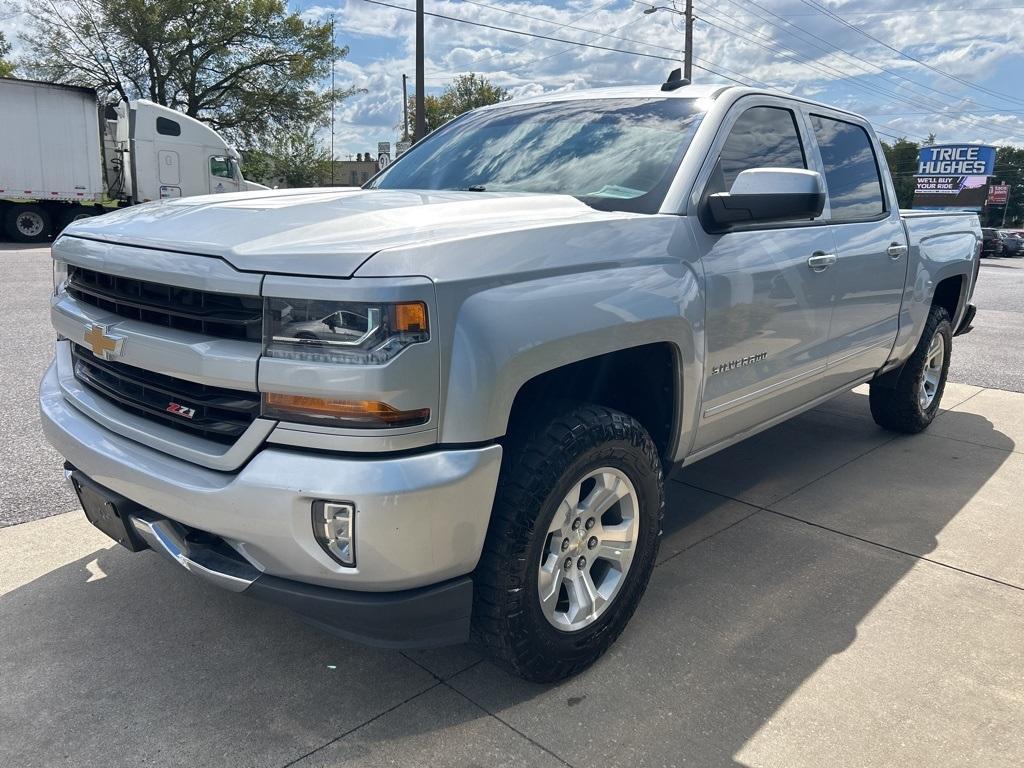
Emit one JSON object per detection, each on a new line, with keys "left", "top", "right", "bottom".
{"left": 165, "top": 402, "right": 197, "bottom": 420}
{"left": 711, "top": 352, "right": 767, "bottom": 376}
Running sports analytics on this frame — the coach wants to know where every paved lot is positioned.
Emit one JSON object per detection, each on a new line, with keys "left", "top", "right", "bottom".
{"left": 1, "top": 243, "right": 1023, "bottom": 767}
{"left": 947, "top": 255, "right": 1024, "bottom": 392}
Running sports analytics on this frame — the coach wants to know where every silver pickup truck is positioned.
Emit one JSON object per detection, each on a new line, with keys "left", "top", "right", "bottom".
{"left": 41, "top": 81, "right": 980, "bottom": 682}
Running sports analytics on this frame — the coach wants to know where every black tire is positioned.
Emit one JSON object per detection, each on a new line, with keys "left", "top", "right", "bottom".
{"left": 4, "top": 204, "right": 52, "bottom": 243}
{"left": 869, "top": 305, "right": 952, "bottom": 434}
{"left": 472, "top": 404, "right": 664, "bottom": 682}
{"left": 55, "top": 206, "right": 94, "bottom": 234}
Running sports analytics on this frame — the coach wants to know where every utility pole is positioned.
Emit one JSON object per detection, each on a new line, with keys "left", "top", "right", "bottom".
{"left": 683, "top": 0, "right": 693, "bottom": 82}
{"left": 414, "top": 0, "right": 426, "bottom": 142}
{"left": 644, "top": 3, "right": 695, "bottom": 82}
{"left": 1002, "top": 185, "right": 1012, "bottom": 227}
{"left": 402, "top": 73, "right": 410, "bottom": 142}
{"left": 330, "top": 15, "right": 336, "bottom": 185}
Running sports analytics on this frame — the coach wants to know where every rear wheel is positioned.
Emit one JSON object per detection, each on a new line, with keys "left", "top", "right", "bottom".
{"left": 472, "top": 404, "right": 664, "bottom": 682}
{"left": 55, "top": 206, "right": 95, "bottom": 234}
{"left": 4, "top": 204, "right": 52, "bottom": 243}
{"left": 869, "top": 305, "right": 952, "bottom": 433}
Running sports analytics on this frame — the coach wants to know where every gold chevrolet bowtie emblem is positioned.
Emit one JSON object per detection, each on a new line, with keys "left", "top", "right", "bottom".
{"left": 83, "top": 324, "right": 125, "bottom": 360}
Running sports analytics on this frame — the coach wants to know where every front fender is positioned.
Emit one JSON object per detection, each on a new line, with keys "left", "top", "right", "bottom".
{"left": 439, "top": 262, "right": 704, "bottom": 452}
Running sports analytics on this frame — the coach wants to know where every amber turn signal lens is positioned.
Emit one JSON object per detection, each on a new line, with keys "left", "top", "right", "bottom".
{"left": 394, "top": 302, "right": 428, "bottom": 333}
{"left": 263, "top": 393, "right": 430, "bottom": 429}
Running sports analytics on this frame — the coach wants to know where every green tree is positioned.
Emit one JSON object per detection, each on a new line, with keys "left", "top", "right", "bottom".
{"left": 405, "top": 72, "right": 510, "bottom": 135}
{"left": 0, "top": 30, "right": 14, "bottom": 77}
{"left": 992, "top": 146, "right": 1024, "bottom": 227}
{"left": 18, "top": 0, "right": 352, "bottom": 144}
{"left": 243, "top": 127, "right": 331, "bottom": 188}
{"left": 880, "top": 137, "right": 920, "bottom": 209}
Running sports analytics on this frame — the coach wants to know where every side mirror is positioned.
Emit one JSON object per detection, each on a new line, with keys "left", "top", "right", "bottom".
{"left": 707, "top": 168, "right": 825, "bottom": 228}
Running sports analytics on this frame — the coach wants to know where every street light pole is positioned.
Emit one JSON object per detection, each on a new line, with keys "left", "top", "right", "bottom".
{"left": 643, "top": 3, "right": 694, "bottom": 82}
{"left": 683, "top": 0, "right": 693, "bottom": 82}
{"left": 414, "top": 0, "right": 426, "bottom": 142}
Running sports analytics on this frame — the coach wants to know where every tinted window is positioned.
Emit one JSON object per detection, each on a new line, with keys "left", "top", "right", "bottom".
{"left": 156, "top": 117, "right": 181, "bottom": 136}
{"left": 210, "top": 156, "right": 233, "bottom": 178}
{"left": 371, "top": 98, "right": 706, "bottom": 214}
{"left": 811, "top": 115, "right": 885, "bottom": 221}
{"left": 713, "top": 106, "right": 806, "bottom": 192}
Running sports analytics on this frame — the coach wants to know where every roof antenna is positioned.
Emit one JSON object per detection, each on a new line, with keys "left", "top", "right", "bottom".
{"left": 661, "top": 67, "right": 690, "bottom": 92}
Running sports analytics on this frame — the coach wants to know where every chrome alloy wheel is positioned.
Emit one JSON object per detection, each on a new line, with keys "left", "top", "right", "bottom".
{"left": 919, "top": 332, "right": 945, "bottom": 410}
{"left": 537, "top": 467, "right": 640, "bottom": 632}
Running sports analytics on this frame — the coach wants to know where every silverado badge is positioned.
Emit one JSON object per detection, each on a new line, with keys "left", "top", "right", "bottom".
{"left": 83, "top": 324, "right": 126, "bottom": 361}
{"left": 711, "top": 352, "right": 767, "bottom": 376}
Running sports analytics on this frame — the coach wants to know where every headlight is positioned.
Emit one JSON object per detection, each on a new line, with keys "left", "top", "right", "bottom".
{"left": 53, "top": 261, "right": 69, "bottom": 296}
{"left": 261, "top": 297, "right": 432, "bottom": 429}
{"left": 262, "top": 298, "right": 428, "bottom": 365}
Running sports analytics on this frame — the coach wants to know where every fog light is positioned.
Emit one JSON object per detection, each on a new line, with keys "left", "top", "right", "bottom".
{"left": 313, "top": 500, "right": 355, "bottom": 567}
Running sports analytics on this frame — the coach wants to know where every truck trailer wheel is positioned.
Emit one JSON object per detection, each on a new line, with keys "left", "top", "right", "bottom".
{"left": 473, "top": 404, "right": 664, "bottom": 682}
{"left": 869, "top": 305, "right": 952, "bottom": 434}
{"left": 55, "top": 206, "right": 95, "bottom": 234}
{"left": 4, "top": 204, "right": 52, "bottom": 243}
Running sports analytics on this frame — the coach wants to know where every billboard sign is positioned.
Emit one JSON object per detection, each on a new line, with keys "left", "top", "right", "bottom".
{"left": 913, "top": 175, "right": 989, "bottom": 211}
{"left": 914, "top": 144, "right": 997, "bottom": 210}
{"left": 917, "top": 144, "right": 996, "bottom": 176}
{"left": 988, "top": 184, "right": 1010, "bottom": 205}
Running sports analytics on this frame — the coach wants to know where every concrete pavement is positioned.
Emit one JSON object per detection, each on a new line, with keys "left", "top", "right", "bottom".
{"left": 2, "top": 386, "right": 1023, "bottom": 768}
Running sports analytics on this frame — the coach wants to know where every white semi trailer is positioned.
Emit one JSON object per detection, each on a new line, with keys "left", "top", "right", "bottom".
{"left": 0, "top": 77, "right": 264, "bottom": 242}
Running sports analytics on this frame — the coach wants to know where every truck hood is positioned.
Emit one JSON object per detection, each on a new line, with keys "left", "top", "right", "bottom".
{"left": 63, "top": 188, "right": 619, "bottom": 277}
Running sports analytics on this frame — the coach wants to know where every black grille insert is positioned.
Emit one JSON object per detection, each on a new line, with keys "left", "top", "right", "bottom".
{"left": 67, "top": 265, "right": 262, "bottom": 341}
{"left": 71, "top": 344, "right": 259, "bottom": 444}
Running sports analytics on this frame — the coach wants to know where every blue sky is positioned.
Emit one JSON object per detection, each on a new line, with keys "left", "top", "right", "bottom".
{"left": 4, "top": 0, "right": 1024, "bottom": 156}
{"left": 295, "top": 0, "right": 1024, "bottom": 157}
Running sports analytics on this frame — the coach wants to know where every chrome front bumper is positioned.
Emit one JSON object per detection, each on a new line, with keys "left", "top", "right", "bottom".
{"left": 40, "top": 357, "right": 503, "bottom": 592}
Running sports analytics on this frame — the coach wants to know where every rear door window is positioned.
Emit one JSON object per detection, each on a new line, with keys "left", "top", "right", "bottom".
{"left": 810, "top": 115, "right": 885, "bottom": 221}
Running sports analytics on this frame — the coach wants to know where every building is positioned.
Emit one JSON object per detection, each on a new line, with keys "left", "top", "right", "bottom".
{"left": 331, "top": 156, "right": 381, "bottom": 187}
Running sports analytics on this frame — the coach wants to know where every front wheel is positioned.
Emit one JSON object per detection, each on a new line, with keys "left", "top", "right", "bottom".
{"left": 869, "top": 305, "right": 952, "bottom": 433}
{"left": 472, "top": 404, "right": 664, "bottom": 682}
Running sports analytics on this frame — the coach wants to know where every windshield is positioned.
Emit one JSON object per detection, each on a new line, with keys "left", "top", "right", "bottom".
{"left": 369, "top": 98, "right": 706, "bottom": 213}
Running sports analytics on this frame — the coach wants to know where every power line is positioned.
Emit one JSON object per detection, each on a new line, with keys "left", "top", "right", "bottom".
{"left": 706, "top": 0, "right": 1014, "bottom": 138}
{"left": 795, "top": 0, "right": 1024, "bottom": 107}
{"left": 696, "top": 0, "right": 1014, "bottom": 139}
{"left": 445, "top": 0, "right": 770, "bottom": 86}
{"left": 727, "top": 5, "right": 1024, "bottom": 16}
{"left": 424, "top": 0, "right": 621, "bottom": 77}
{"left": 360, "top": 0, "right": 754, "bottom": 85}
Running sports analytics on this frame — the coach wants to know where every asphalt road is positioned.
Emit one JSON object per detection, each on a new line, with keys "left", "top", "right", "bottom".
{"left": 948, "top": 255, "right": 1024, "bottom": 392}
{"left": 1, "top": 244, "right": 79, "bottom": 527}
{"left": 1, "top": 243, "right": 1021, "bottom": 527}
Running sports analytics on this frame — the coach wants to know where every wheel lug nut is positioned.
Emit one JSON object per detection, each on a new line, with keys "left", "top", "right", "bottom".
{"left": 572, "top": 518, "right": 582, "bottom": 530}
{"left": 564, "top": 557, "right": 573, "bottom": 571}
{"left": 585, "top": 517, "right": 596, "bottom": 530}
{"left": 577, "top": 556, "right": 587, "bottom": 569}
{"left": 588, "top": 536, "right": 598, "bottom": 549}
{"left": 561, "top": 538, "right": 570, "bottom": 552}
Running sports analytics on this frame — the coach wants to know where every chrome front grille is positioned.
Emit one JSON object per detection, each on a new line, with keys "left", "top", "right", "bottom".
{"left": 67, "top": 265, "right": 263, "bottom": 341}
{"left": 71, "top": 343, "right": 259, "bottom": 445}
